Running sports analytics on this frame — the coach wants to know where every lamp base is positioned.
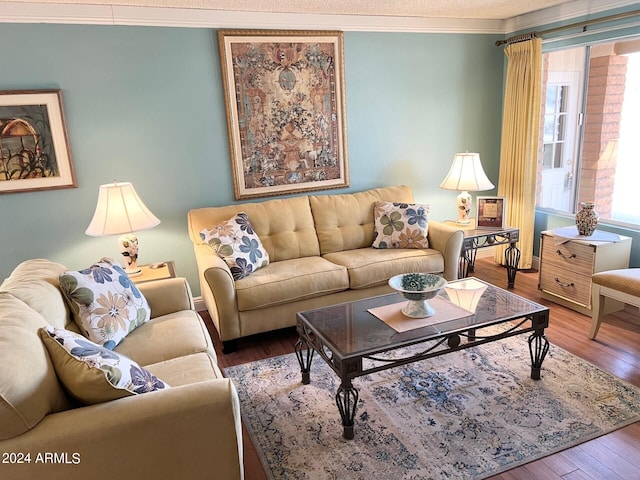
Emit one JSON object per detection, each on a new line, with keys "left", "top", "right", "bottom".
{"left": 118, "top": 233, "right": 141, "bottom": 278}
{"left": 456, "top": 191, "right": 472, "bottom": 224}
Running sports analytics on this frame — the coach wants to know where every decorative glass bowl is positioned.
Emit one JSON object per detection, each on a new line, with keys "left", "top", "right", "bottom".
{"left": 388, "top": 273, "right": 447, "bottom": 318}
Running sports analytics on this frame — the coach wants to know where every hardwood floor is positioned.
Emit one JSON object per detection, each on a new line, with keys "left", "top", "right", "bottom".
{"left": 203, "top": 258, "right": 640, "bottom": 480}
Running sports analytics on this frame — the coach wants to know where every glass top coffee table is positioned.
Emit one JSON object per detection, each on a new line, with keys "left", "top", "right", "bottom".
{"left": 295, "top": 277, "right": 550, "bottom": 439}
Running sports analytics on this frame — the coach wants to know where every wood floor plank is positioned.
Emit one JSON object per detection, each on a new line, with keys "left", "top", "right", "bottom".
{"left": 559, "top": 446, "right": 623, "bottom": 479}
{"left": 521, "top": 460, "right": 565, "bottom": 479}
{"left": 578, "top": 439, "right": 640, "bottom": 479}
{"left": 539, "top": 450, "right": 580, "bottom": 476}
{"left": 204, "top": 258, "right": 640, "bottom": 479}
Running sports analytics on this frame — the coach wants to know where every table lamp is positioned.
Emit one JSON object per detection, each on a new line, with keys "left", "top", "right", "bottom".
{"left": 440, "top": 152, "right": 494, "bottom": 224}
{"left": 85, "top": 181, "right": 160, "bottom": 277}
{"left": 444, "top": 278, "right": 488, "bottom": 313}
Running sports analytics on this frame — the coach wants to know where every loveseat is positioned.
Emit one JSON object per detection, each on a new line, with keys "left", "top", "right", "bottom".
{"left": 188, "top": 185, "right": 464, "bottom": 351}
{"left": 0, "top": 259, "right": 243, "bottom": 480}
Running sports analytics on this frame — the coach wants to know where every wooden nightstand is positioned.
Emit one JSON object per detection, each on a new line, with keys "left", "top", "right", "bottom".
{"left": 538, "top": 230, "right": 631, "bottom": 315}
{"left": 132, "top": 261, "right": 176, "bottom": 284}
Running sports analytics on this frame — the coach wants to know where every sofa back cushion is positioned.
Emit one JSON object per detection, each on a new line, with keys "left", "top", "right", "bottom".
{"left": 310, "top": 185, "right": 415, "bottom": 254}
{"left": 0, "top": 258, "right": 72, "bottom": 329}
{"left": 188, "top": 196, "right": 320, "bottom": 262}
{"left": 0, "top": 293, "right": 72, "bottom": 440}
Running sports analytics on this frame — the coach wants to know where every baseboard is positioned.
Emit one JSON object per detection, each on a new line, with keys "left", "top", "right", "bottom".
{"left": 475, "top": 247, "right": 495, "bottom": 259}
{"left": 194, "top": 297, "right": 207, "bottom": 312}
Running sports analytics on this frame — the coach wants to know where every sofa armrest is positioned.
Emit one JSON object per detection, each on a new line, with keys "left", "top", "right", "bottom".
{"left": 427, "top": 221, "right": 464, "bottom": 281}
{"left": 194, "top": 244, "right": 241, "bottom": 341}
{"left": 0, "top": 379, "right": 243, "bottom": 480}
{"left": 137, "top": 277, "right": 195, "bottom": 318}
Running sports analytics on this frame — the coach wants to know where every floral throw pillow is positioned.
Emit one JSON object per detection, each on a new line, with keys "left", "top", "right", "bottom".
{"left": 372, "top": 201, "right": 430, "bottom": 249}
{"left": 59, "top": 258, "right": 150, "bottom": 350}
{"left": 200, "top": 212, "right": 270, "bottom": 280}
{"left": 39, "top": 326, "right": 169, "bottom": 405}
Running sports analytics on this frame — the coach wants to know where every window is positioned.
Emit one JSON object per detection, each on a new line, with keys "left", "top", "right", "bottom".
{"left": 536, "top": 38, "right": 640, "bottom": 228}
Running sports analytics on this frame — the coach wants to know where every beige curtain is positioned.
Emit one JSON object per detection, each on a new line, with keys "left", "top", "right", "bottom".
{"left": 494, "top": 37, "right": 542, "bottom": 270}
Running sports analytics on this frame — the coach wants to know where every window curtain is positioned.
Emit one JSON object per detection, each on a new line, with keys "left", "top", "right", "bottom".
{"left": 494, "top": 37, "right": 542, "bottom": 270}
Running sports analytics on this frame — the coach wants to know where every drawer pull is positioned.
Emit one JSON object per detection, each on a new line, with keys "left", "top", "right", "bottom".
{"left": 554, "top": 277, "right": 575, "bottom": 288}
{"left": 556, "top": 249, "right": 577, "bottom": 259}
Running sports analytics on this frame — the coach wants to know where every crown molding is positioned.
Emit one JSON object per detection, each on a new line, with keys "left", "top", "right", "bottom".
{"left": 0, "top": 0, "right": 636, "bottom": 34}
{"left": 113, "top": 6, "right": 505, "bottom": 33}
{"left": 0, "top": 2, "right": 505, "bottom": 32}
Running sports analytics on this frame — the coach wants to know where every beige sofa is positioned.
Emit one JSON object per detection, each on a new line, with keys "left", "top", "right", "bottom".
{"left": 0, "top": 259, "right": 243, "bottom": 480}
{"left": 188, "top": 185, "right": 464, "bottom": 352}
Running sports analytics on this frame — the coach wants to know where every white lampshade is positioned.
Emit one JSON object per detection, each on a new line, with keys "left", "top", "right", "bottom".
{"left": 439, "top": 152, "right": 494, "bottom": 192}
{"left": 445, "top": 278, "right": 488, "bottom": 313}
{"left": 86, "top": 181, "right": 160, "bottom": 276}
{"left": 86, "top": 181, "right": 160, "bottom": 236}
{"left": 440, "top": 152, "right": 494, "bottom": 224}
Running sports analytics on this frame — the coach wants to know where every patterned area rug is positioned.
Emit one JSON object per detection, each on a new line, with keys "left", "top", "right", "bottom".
{"left": 225, "top": 329, "right": 640, "bottom": 479}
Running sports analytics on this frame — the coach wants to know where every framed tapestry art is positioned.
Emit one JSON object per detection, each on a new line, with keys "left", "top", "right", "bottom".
{"left": 0, "top": 90, "right": 76, "bottom": 194}
{"left": 218, "top": 30, "right": 349, "bottom": 199}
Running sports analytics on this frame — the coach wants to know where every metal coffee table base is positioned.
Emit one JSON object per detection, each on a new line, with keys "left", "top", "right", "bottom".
{"left": 295, "top": 316, "right": 549, "bottom": 440}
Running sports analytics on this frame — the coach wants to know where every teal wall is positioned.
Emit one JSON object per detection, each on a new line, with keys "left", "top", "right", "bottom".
{"left": 0, "top": 24, "right": 504, "bottom": 294}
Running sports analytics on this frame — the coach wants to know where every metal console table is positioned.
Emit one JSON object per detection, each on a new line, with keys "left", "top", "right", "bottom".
{"left": 448, "top": 220, "right": 521, "bottom": 288}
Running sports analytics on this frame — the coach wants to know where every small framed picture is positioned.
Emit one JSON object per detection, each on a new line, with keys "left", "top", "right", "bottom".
{"left": 476, "top": 196, "right": 506, "bottom": 229}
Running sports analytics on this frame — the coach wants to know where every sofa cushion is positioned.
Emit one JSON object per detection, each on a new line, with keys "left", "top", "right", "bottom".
{"left": 323, "top": 247, "right": 445, "bottom": 289}
{"left": 115, "top": 310, "right": 217, "bottom": 366}
{"left": 39, "top": 327, "right": 169, "bottom": 405}
{"left": 235, "top": 257, "right": 349, "bottom": 311}
{"left": 59, "top": 258, "right": 151, "bottom": 350}
{"left": 200, "top": 212, "right": 270, "bottom": 280}
{"left": 188, "top": 195, "right": 320, "bottom": 262}
{"left": 0, "top": 293, "right": 72, "bottom": 441}
{"left": 144, "top": 352, "right": 224, "bottom": 387}
{"left": 372, "top": 201, "right": 430, "bottom": 249}
{"left": 0, "top": 258, "right": 71, "bottom": 329}
{"left": 310, "top": 185, "right": 415, "bottom": 254}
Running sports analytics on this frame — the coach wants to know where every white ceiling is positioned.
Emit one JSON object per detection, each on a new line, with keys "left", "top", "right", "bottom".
{"left": 0, "top": 0, "right": 577, "bottom": 21}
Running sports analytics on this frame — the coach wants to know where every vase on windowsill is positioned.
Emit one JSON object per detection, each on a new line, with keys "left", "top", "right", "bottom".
{"left": 575, "top": 202, "right": 599, "bottom": 236}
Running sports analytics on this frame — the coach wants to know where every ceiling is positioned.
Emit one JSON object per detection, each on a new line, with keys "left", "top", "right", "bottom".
{"left": 0, "top": 0, "right": 576, "bottom": 21}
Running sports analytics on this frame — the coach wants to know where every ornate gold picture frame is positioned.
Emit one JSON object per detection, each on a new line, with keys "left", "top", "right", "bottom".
{"left": 218, "top": 30, "right": 349, "bottom": 200}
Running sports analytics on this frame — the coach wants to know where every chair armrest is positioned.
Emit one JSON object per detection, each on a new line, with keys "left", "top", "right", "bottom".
{"left": 137, "top": 277, "right": 195, "bottom": 317}
{"left": 0, "top": 379, "right": 243, "bottom": 480}
{"left": 427, "top": 221, "right": 464, "bottom": 281}
{"left": 193, "top": 244, "right": 241, "bottom": 341}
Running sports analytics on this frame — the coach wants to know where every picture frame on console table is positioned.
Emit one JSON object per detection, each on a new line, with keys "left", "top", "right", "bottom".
{"left": 476, "top": 196, "right": 506, "bottom": 229}
{"left": 0, "top": 90, "right": 76, "bottom": 194}
{"left": 218, "top": 30, "right": 349, "bottom": 200}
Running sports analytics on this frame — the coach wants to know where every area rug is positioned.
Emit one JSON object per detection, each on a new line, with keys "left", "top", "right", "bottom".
{"left": 224, "top": 329, "right": 640, "bottom": 479}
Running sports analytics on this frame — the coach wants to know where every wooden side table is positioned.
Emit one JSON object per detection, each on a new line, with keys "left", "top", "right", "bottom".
{"left": 132, "top": 261, "right": 176, "bottom": 284}
{"left": 446, "top": 219, "right": 521, "bottom": 288}
{"left": 538, "top": 230, "right": 631, "bottom": 315}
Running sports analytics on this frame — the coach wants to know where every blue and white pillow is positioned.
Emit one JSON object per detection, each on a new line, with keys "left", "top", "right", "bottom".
{"left": 200, "top": 212, "right": 270, "bottom": 280}
{"left": 372, "top": 201, "right": 430, "bottom": 249}
{"left": 59, "top": 258, "right": 150, "bottom": 349}
{"left": 39, "top": 326, "right": 169, "bottom": 405}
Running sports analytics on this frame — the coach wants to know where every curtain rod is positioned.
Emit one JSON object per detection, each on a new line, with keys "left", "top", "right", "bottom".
{"left": 495, "top": 9, "right": 640, "bottom": 46}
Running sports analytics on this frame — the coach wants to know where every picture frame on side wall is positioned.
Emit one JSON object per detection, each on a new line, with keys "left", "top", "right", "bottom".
{"left": 0, "top": 90, "right": 76, "bottom": 194}
{"left": 218, "top": 30, "right": 349, "bottom": 200}
{"left": 476, "top": 196, "right": 506, "bottom": 229}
